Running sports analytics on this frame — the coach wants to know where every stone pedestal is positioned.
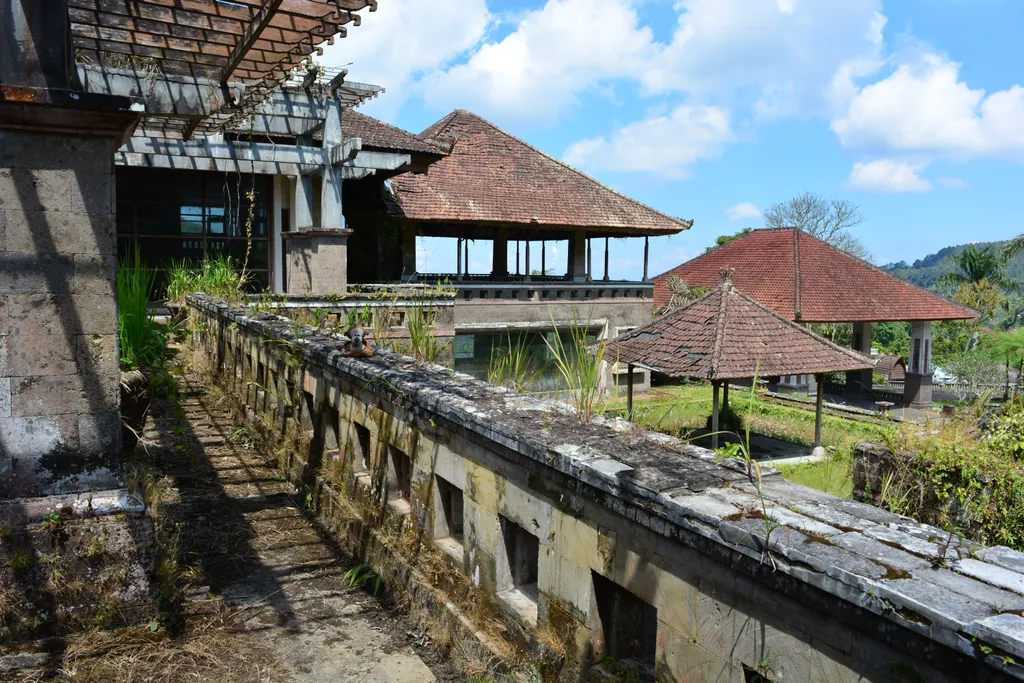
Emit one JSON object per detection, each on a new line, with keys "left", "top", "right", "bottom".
{"left": 284, "top": 229, "right": 351, "bottom": 294}
{"left": 904, "top": 371, "right": 933, "bottom": 409}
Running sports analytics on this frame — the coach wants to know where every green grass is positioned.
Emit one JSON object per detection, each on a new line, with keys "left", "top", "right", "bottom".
{"left": 603, "top": 382, "right": 890, "bottom": 498}
{"left": 165, "top": 256, "right": 243, "bottom": 305}
{"left": 118, "top": 248, "right": 164, "bottom": 370}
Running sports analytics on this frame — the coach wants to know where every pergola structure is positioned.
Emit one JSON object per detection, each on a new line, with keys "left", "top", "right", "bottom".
{"left": 387, "top": 110, "right": 693, "bottom": 284}
{"left": 653, "top": 227, "right": 978, "bottom": 408}
{"left": 606, "top": 274, "right": 873, "bottom": 449}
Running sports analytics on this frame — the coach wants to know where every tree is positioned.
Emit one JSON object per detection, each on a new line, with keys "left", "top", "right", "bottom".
{"left": 937, "top": 245, "right": 1018, "bottom": 292}
{"left": 706, "top": 227, "right": 752, "bottom": 253}
{"left": 763, "top": 191, "right": 870, "bottom": 260}
{"left": 662, "top": 275, "right": 709, "bottom": 312}
{"left": 944, "top": 349, "right": 1003, "bottom": 401}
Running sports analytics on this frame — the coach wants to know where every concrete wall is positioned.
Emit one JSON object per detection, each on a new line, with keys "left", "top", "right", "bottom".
{"left": 188, "top": 293, "right": 1024, "bottom": 683}
{"left": 284, "top": 231, "right": 350, "bottom": 294}
{"left": 0, "top": 131, "right": 122, "bottom": 498}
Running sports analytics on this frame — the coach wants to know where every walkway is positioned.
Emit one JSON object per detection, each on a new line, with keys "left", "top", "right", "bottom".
{"left": 7, "top": 368, "right": 456, "bottom": 682}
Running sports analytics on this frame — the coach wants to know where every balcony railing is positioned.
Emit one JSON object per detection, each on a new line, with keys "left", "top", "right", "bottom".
{"left": 413, "top": 273, "right": 653, "bottom": 302}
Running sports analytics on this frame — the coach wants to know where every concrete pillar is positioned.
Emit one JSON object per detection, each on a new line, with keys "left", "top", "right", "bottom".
{"left": 0, "top": 131, "right": 125, "bottom": 496}
{"left": 319, "top": 98, "right": 344, "bottom": 231}
{"left": 569, "top": 230, "right": 587, "bottom": 282}
{"left": 905, "top": 321, "right": 933, "bottom": 409}
{"left": 400, "top": 224, "right": 417, "bottom": 280}
{"left": 271, "top": 176, "right": 284, "bottom": 294}
{"left": 845, "top": 322, "right": 873, "bottom": 397}
{"left": 294, "top": 174, "right": 313, "bottom": 229}
{"left": 492, "top": 230, "right": 508, "bottom": 279}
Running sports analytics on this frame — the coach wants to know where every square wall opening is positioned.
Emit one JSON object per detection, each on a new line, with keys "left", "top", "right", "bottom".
{"left": 434, "top": 476, "right": 464, "bottom": 542}
{"left": 323, "top": 404, "right": 340, "bottom": 454}
{"left": 592, "top": 571, "right": 657, "bottom": 679}
{"left": 387, "top": 445, "right": 412, "bottom": 502}
{"left": 353, "top": 422, "right": 372, "bottom": 471}
{"left": 500, "top": 516, "right": 539, "bottom": 599}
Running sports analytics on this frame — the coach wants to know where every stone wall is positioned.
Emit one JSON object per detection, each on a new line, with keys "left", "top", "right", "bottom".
{"left": 188, "top": 293, "right": 1024, "bottom": 683}
{"left": 284, "top": 230, "right": 351, "bottom": 294}
{"left": 0, "top": 130, "right": 122, "bottom": 498}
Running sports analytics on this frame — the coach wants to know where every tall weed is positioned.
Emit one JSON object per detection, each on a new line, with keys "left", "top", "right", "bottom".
{"left": 546, "top": 314, "right": 606, "bottom": 423}
{"left": 118, "top": 249, "right": 164, "bottom": 370}
{"left": 488, "top": 334, "right": 544, "bottom": 393}
{"left": 165, "top": 256, "right": 242, "bottom": 305}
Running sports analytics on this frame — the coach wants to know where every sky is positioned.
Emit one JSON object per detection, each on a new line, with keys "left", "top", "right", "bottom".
{"left": 319, "top": 0, "right": 1024, "bottom": 281}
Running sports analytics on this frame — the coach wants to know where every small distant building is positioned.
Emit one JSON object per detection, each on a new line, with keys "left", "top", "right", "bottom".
{"left": 654, "top": 227, "right": 978, "bottom": 408}
{"left": 874, "top": 355, "right": 907, "bottom": 382}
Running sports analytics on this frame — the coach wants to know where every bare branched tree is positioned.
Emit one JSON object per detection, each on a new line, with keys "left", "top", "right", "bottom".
{"left": 763, "top": 191, "right": 870, "bottom": 261}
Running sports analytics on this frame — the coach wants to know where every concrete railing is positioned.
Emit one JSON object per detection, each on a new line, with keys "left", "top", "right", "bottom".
{"left": 187, "top": 293, "right": 1024, "bottom": 683}
{"left": 415, "top": 275, "right": 653, "bottom": 302}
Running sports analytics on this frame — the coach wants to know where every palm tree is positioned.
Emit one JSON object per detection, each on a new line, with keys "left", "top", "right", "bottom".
{"left": 937, "top": 245, "right": 1018, "bottom": 292}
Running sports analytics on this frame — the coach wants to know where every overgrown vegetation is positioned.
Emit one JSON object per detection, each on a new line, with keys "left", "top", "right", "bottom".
{"left": 165, "top": 256, "right": 244, "bottom": 306}
{"left": 118, "top": 248, "right": 165, "bottom": 370}
{"left": 546, "top": 315, "right": 606, "bottom": 423}
{"left": 877, "top": 397, "right": 1024, "bottom": 549}
{"left": 487, "top": 334, "right": 545, "bottom": 393}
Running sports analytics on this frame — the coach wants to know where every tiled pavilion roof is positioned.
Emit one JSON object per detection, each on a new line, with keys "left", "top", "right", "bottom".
{"left": 607, "top": 279, "right": 873, "bottom": 381}
{"left": 342, "top": 109, "right": 446, "bottom": 156}
{"left": 653, "top": 227, "right": 978, "bottom": 322}
{"left": 388, "top": 110, "right": 693, "bottom": 236}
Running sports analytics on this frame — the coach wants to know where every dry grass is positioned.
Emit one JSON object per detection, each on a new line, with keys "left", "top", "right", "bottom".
{"left": 10, "top": 608, "right": 284, "bottom": 682}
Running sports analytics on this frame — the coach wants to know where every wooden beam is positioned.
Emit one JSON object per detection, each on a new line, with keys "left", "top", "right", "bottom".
{"left": 627, "top": 364, "right": 635, "bottom": 422}
{"left": 222, "top": 0, "right": 285, "bottom": 83}
{"left": 181, "top": 116, "right": 202, "bottom": 141}
{"left": 711, "top": 380, "right": 720, "bottom": 450}
{"left": 814, "top": 373, "right": 824, "bottom": 448}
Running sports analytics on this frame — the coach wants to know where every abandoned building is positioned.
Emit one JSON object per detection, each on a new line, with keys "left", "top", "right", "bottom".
{"left": 5, "top": 1, "right": 1024, "bottom": 682}
{"left": 653, "top": 227, "right": 978, "bottom": 408}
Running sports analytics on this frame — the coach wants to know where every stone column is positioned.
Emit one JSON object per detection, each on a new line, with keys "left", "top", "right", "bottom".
{"left": 569, "top": 230, "right": 587, "bottom": 282}
{"left": 492, "top": 230, "right": 508, "bottom": 279}
{"left": 904, "top": 321, "right": 933, "bottom": 409}
{"left": 845, "top": 321, "right": 873, "bottom": 397}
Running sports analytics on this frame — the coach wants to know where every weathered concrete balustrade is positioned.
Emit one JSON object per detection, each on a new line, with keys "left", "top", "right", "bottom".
{"left": 188, "top": 293, "right": 1024, "bottom": 683}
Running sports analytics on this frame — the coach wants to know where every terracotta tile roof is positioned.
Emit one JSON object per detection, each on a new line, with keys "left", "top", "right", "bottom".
{"left": 653, "top": 227, "right": 978, "bottom": 322}
{"left": 388, "top": 110, "right": 692, "bottom": 235}
{"left": 874, "top": 354, "right": 906, "bottom": 381}
{"left": 342, "top": 109, "right": 446, "bottom": 156}
{"left": 607, "top": 280, "right": 874, "bottom": 380}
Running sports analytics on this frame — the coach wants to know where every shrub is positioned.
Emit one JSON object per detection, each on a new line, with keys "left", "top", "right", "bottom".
{"left": 165, "top": 256, "right": 242, "bottom": 305}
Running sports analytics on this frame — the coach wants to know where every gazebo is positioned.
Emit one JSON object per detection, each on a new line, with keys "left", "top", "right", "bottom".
{"left": 653, "top": 227, "right": 978, "bottom": 408}
{"left": 606, "top": 273, "right": 873, "bottom": 449}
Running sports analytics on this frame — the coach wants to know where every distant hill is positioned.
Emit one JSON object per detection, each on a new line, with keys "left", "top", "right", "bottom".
{"left": 881, "top": 240, "right": 1024, "bottom": 289}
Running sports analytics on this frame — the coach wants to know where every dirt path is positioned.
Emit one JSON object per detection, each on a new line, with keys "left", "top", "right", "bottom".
{"left": 6, "top": 367, "right": 458, "bottom": 682}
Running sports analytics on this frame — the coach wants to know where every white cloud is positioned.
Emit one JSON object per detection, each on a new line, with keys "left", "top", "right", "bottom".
{"left": 846, "top": 159, "right": 932, "bottom": 193}
{"left": 831, "top": 52, "right": 1024, "bottom": 162}
{"left": 725, "top": 202, "right": 762, "bottom": 221}
{"left": 642, "top": 0, "right": 885, "bottom": 117}
{"left": 422, "top": 0, "right": 655, "bottom": 121}
{"left": 563, "top": 105, "right": 733, "bottom": 178}
{"left": 319, "top": 0, "right": 491, "bottom": 117}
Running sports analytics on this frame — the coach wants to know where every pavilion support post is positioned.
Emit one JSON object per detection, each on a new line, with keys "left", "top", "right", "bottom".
{"left": 627, "top": 364, "right": 635, "bottom": 421}
{"left": 604, "top": 237, "right": 610, "bottom": 281}
{"left": 464, "top": 239, "right": 470, "bottom": 278}
{"left": 515, "top": 240, "right": 520, "bottom": 276}
{"left": 722, "top": 382, "right": 729, "bottom": 430}
{"left": 493, "top": 230, "right": 508, "bottom": 279}
{"left": 814, "top": 373, "right": 824, "bottom": 448}
{"left": 711, "top": 380, "right": 721, "bottom": 450}
{"left": 643, "top": 237, "right": 650, "bottom": 281}
{"left": 570, "top": 230, "right": 587, "bottom": 282}
{"left": 541, "top": 240, "right": 546, "bottom": 276}
{"left": 846, "top": 322, "right": 873, "bottom": 397}
{"left": 525, "top": 241, "right": 531, "bottom": 281}
{"left": 587, "top": 238, "right": 593, "bottom": 282}
{"left": 457, "top": 238, "right": 463, "bottom": 280}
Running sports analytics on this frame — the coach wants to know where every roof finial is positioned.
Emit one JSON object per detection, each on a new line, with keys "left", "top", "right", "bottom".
{"left": 719, "top": 267, "right": 735, "bottom": 289}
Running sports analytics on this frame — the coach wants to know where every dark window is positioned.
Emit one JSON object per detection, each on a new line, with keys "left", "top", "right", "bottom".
{"left": 116, "top": 167, "right": 271, "bottom": 296}
{"left": 913, "top": 338, "right": 922, "bottom": 372}
{"left": 435, "top": 477, "right": 464, "bottom": 541}
{"left": 387, "top": 445, "right": 412, "bottom": 502}
{"left": 743, "top": 666, "right": 778, "bottom": 683}
{"left": 592, "top": 571, "right": 657, "bottom": 680}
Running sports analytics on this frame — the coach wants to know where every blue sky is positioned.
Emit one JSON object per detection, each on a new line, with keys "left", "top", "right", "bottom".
{"left": 321, "top": 0, "right": 1024, "bottom": 280}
